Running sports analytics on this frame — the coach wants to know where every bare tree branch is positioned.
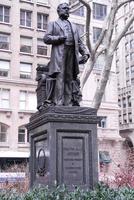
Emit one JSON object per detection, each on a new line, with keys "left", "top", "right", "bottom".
{"left": 124, "top": 30, "right": 134, "bottom": 37}
{"left": 69, "top": 0, "right": 80, "bottom": 8}
{"left": 92, "top": 54, "right": 113, "bottom": 109}
{"left": 80, "top": 31, "right": 88, "bottom": 39}
{"left": 80, "top": 0, "right": 134, "bottom": 110}
{"left": 94, "top": 0, "right": 134, "bottom": 52}
{"left": 81, "top": 47, "right": 106, "bottom": 90}
{"left": 81, "top": 0, "right": 117, "bottom": 91}
{"left": 93, "top": 0, "right": 117, "bottom": 53}
{"left": 112, "top": 14, "right": 134, "bottom": 52}
{"left": 106, "top": 0, "right": 118, "bottom": 47}
{"left": 94, "top": 29, "right": 107, "bottom": 53}
{"left": 93, "top": 11, "right": 111, "bottom": 53}
{"left": 80, "top": 59, "right": 96, "bottom": 89}
{"left": 85, "top": 7, "right": 92, "bottom": 51}
{"left": 69, "top": 0, "right": 83, "bottom": 13}
{"left": 95, "top": 48, "right": 106, "bottom": 59}
{"left": 117, "top": 0, "right": 134, "bottom": 11}
{"left": 79, "top": 0, "right": 92, "bottom": 53}
{"left": 79, "top": 0, "right": 90, "bottom": 7}
{"left": 70, "top": 4, "right": 83, "bottom": 13}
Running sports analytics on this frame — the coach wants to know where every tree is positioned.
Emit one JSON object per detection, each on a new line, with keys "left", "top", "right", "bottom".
{"left": 70, "top": 0, "right": 134, "bottom": 110}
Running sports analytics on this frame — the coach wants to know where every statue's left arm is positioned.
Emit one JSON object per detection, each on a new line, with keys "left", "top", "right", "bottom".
{"left": 77, "top": 32, "right": 90, "bottom": 64}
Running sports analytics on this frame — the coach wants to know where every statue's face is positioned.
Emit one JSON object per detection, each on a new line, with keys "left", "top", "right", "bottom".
{"left": 58, "top": 3, "right": 69, "bottom": 20}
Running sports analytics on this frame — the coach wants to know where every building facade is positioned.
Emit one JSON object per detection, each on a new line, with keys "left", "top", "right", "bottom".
{"left": 115, "top": 2, "right": 134, "bottom": 149}
{"left": 0, "top": 0, "right": 126, "bottom": 180}
{"left": 0, "top": 0, "right": 59, "bottom": 168}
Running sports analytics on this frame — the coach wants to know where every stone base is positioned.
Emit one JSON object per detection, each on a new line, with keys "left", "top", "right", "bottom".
{"left": 27, "top": 106, "right": 99, "bottom": 190}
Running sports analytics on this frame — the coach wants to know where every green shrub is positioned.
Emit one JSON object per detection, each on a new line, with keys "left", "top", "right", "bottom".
{"left": 1, "top": 183, "right": 134, "bottom": 200}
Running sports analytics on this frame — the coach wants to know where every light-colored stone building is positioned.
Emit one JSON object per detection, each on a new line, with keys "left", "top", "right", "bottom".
{"left": 115, "top": 2, "right": 134, "bottom": 150}
{"left": 0, "top": 0, "right": 57, "bottom": 168}
{"left": 0, "top": 0, "right": 126, "bottom": 180}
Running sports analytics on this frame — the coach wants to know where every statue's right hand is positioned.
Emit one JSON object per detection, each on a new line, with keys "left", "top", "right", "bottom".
{"left": 58, "top": 36, "right": 67, "bottom": 43}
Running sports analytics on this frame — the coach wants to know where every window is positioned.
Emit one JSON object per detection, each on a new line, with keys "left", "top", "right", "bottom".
{"left": 0, "top": 60, "right": 9, "bottom": 77}
{"left": 93, "top": 27, "right": 102, "bottom": 43}
{"left": 20, "top": 63, "right": 32, "bottom": 79}
{"left": 131, "top": 78, "right": 134, "bottom": 85}
{"left": 126, "top": 80, "right": 130, "bottom": 86}
{"left": 37, "top": 38, "right": 47, "bottom": 55}
{"left": 126, "top": 68, "right": 129, "bottom": 79}
{"left": 74, "top": 23, "right": 84, "bottom": 37}
{"left": 117, "top": 77, "right": 120, "bottom": 87}
{"left": 18, "top": 126, "right": 28, "bottom": 143}
{"left": 131, "top": 65, "right": 134, "bottom": 74}
{"left": 19, "top": 91, "right": 26, "bottom": 110}
{"left": 20, "top": 36, "right": 32, "bottom": 53}
{"left": 93, "top": 3, "right": 107, "bottom": 20}
{"left": 123, "top": 114, "right": 127, "bottom": 123}
{"left": 124, "top": 17, "right": 128, "bottom": 25}
{"left": 125, "top": 54, "right": 129, "bottom": 63}
{"left": 72, "top": 7, "right": 84, "bottom": 17}
{"left": 115, "top": 24, "right": 118, "bottom": 34}
{"left": 118, "top": 99, "right": 121, "bottom": 107}
{"left": 128, "top": 96, "right": 131, "bottom": 107}
{"left": 122, "top": 97, "right": 126, "bottom": 108}
{"left": 0, "top": 88, "right": 10, "bottom": 108}
{"left": 0, "top": 33, "right": 10, "bottom": 50}
{"left": 115, "top": 48, "right": 119, "bottom": 57}
{"left": 69, "top": 0, "right": 84, "bottom": 17}
{"left": 119, "top": 114, "right": 122, "bottom": 124}
{"left": 0, "top": 5, "right": 10, "bottom": 23}
{"left": 0, "top": 123, "right": 8, "bottom": 142}
{"left": 99, "top": 151, "right": 111, "bottom": 164}
{"left": 128, "top": 112, "right": 132, "bottom": 123}
{"left": 19, "top": 91, "right": 36, "bottom": 110}
{"left": 131, "top": 65, "right": 134, "bottom": 80}
{"left": 130, "top": 40, "right": 134, "bottom": 49}
{"left": 94, "top": 55, "right": 104, "bottom": 70}
{"left": 98, "top": 117, "right": 107, "bottom": 128}
{"left": 37, "top": 13, "right": 48, "bottom": 30}
{"left": 125, "top": 42, "right": 129, "bottom": 52}
{"left": 116, "top": 60, "right": 119, "bottom": 72}
{"left": 130, "top": 52, "right": 134, "bottom": 61}
{"left": 20, "top": 10, "right": 32, "bottom": 27}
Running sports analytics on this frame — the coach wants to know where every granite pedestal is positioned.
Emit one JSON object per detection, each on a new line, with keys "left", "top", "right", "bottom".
{"left": 27, "top": 106, "right": 99, "bottom": 190}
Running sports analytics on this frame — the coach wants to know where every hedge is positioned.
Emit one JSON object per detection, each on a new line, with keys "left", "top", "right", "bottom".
{"left": 1, "top": 183, "right": 134, "bottom": 200}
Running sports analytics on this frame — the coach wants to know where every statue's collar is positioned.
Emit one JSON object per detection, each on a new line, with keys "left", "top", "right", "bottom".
{"left": 56, "top": 18, "right": 75, "bottom": 33}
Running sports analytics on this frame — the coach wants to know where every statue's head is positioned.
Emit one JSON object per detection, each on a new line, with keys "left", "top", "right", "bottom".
{"left": 57, "top": 3, "right": 70, "bottom": 20}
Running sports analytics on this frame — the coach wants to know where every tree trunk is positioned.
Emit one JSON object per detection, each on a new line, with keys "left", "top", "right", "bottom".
{"left": 92, "top": 53, "right": 113, "bottom": 110}
{"left": 80, "top": 58, "right": 96, "bottom": 89}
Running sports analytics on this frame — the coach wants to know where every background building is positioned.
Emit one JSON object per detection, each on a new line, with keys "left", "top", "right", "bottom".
{"left": 0, "top": 0, "right": 58, "bottom": 169}
{"left": 81, "top": 0, "right": 125, "bottom": 178}
{"left": 115, "top": 2, "right": 134, "bottom": 155}
{"left": 0, "top": 0, "right": 127, "bottom": 180}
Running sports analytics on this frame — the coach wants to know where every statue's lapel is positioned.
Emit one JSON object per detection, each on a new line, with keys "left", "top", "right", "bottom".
{"left": 56, "top": 18, "right": 65, "bottom": 32}
{"left": 56, "top": 18, "right": 76, "bottom": 35}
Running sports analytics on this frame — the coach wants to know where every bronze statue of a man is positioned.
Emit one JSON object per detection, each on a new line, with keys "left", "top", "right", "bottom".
{"left": 44, "top": 3, "right": 89, "bottom": 106}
